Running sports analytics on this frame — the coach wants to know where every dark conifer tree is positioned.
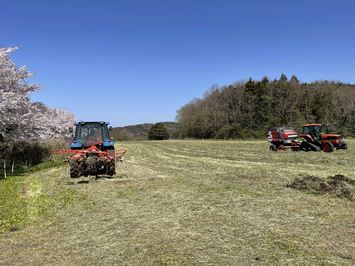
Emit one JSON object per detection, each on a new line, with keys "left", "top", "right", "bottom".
{"left": 148, "top": 123, "right": 170, "bottom": 140}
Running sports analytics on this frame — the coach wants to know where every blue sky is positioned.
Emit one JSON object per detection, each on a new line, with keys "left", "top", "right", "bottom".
{"left": 1, "top": 0, "right": 354, "bottom": 126}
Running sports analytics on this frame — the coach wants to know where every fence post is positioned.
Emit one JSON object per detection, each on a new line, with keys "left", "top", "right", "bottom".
{"left": 3, "top": 160, "right": 6, "bottom": 179}
{"left": 11, "top": 161, "right": 14, "bottom": 174}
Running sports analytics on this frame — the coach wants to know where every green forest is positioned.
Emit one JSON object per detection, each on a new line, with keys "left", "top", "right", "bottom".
{"left": 177, "top": 75, "right": 355, "bottom": 139}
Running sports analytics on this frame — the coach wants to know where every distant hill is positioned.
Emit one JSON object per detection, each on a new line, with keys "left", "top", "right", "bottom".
{"left": 111, "top": 122, "right": 178, "bottom": 141}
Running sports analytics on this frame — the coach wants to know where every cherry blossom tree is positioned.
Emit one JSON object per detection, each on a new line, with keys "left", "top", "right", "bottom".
{"left": 0, "top": 47, "right": 75, "bottom": 140}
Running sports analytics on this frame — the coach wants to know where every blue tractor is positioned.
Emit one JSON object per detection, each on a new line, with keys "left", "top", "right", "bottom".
{"left": 69, "top": 121, "right": 116, "bottom": 178}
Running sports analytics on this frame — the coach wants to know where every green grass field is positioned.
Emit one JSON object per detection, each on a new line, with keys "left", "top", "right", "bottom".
{"left": 0, "top": 140, "right": 354, "bottom": 265}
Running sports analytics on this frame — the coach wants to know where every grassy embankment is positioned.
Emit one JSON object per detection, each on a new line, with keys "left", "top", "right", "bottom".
{"left": 0, "top": 160, "right": 86, "bottom": 233}
{"left": 0, "top": 140, "right": 354, "bottom": 265}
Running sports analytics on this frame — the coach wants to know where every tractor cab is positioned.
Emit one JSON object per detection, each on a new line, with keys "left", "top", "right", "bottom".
{"left": 301, "top": 124, "right": 329, "bottom": 138}
{"left": 71, "top": 121, "right": 114, "bottom": 150}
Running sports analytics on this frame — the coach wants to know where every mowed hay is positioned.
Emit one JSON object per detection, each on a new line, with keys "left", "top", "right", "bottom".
{"left": 1, "top": 140, "right": 355, "bottom": 265}
{"left": 287, "top": 174, "right": 355, "bottom": 200}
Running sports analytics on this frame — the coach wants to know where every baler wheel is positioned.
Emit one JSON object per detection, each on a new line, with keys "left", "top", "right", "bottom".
{"left": 269, "top": 144, "right": 277, "bottom": 151}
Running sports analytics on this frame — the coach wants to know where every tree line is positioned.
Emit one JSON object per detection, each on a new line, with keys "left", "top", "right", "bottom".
{"left": 177, "top": 75, "right": 355, "bottom": 139}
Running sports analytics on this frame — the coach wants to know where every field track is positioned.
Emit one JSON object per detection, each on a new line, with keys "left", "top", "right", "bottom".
{"left": 0, "top": 140, "right": 354, "bottom": 265}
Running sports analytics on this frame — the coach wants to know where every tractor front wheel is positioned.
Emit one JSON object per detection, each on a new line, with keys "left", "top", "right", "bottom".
{"left": 322, "top": 142, "right": 334, "bottom": 153}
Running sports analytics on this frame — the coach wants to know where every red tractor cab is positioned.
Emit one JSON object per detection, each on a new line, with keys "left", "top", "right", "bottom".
{"left": 268, "top": 127, "right": 300, "bottom": 151}
{"left": 299, "top": 124, "right": 348, "bottom": 152}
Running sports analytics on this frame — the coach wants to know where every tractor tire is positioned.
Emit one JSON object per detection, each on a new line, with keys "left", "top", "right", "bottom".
{"left": 108, "top": 165, "right": 116, "bottom": 176}
{"left": 105, "top": 160, "right": 116, "bottom": 176}
{"left": 70, "top": 160, "right": 81, "bottom": 178}
{"left": 269, "top": 144, "right": 277, "bottom": 151}
{"left": 322, "top": 142, "right": 334, "bottom": 153}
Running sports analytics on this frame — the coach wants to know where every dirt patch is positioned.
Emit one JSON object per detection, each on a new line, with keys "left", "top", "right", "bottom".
{"left": 287, "top": 175, "right": 355, "bottom": 200}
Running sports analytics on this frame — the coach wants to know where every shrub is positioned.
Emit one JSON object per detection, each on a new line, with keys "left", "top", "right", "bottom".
{"left": 0, "top": 141, "right": 50, "bottom": 166}
{"left": 148, "top": 123, "right": 170, "bottom": 140}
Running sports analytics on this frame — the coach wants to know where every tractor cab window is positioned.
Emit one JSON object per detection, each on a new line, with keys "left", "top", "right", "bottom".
{"left": 302, "top": 126, "right": 311, "bottom": 134}
{"left": 303, "top": 126, "right": 320, "bottom": 137}
{"left": 314, "top": 126, "right": 321, "bottom": 137}
{"left": 76, "top": 123, "right": 109, "bottom": 144}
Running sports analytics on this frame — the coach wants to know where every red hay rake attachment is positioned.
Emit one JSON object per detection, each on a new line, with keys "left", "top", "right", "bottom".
{"left": 51, "top": 146, "right": 128, "bottom": 178}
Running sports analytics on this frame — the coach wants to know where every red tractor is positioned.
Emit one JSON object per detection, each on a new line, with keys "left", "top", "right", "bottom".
{"left": 299, "top": 124, "right": 348, "bottom": 153}
{"left": 268, "top": 127, "right": 300, "bottom": 151}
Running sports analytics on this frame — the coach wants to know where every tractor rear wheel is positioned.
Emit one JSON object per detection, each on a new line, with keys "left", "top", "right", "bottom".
{"left": 70, "top": 160, "right": 81, "bottom": 178}
{"left": 323, "top": 142, "right": 334, "bottom": 153}
{"left": 107, "top": 161, "right": 116, "bottom": 176}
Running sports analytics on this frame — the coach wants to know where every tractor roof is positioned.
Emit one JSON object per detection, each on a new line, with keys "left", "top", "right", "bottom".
{"left": 75, "top": 121, "right": 109, "bottom": 125}
{"left": 304, "top": 123, "right": 322, "bottom": 127}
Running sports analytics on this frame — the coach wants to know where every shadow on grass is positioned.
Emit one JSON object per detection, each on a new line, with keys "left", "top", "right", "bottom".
{"left": 65, "top": 174, "right": 128, "bottom": 185}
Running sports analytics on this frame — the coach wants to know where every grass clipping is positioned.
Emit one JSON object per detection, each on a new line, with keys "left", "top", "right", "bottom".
{"left": 287, "top": 175, "right": 355, "bottom": 200}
